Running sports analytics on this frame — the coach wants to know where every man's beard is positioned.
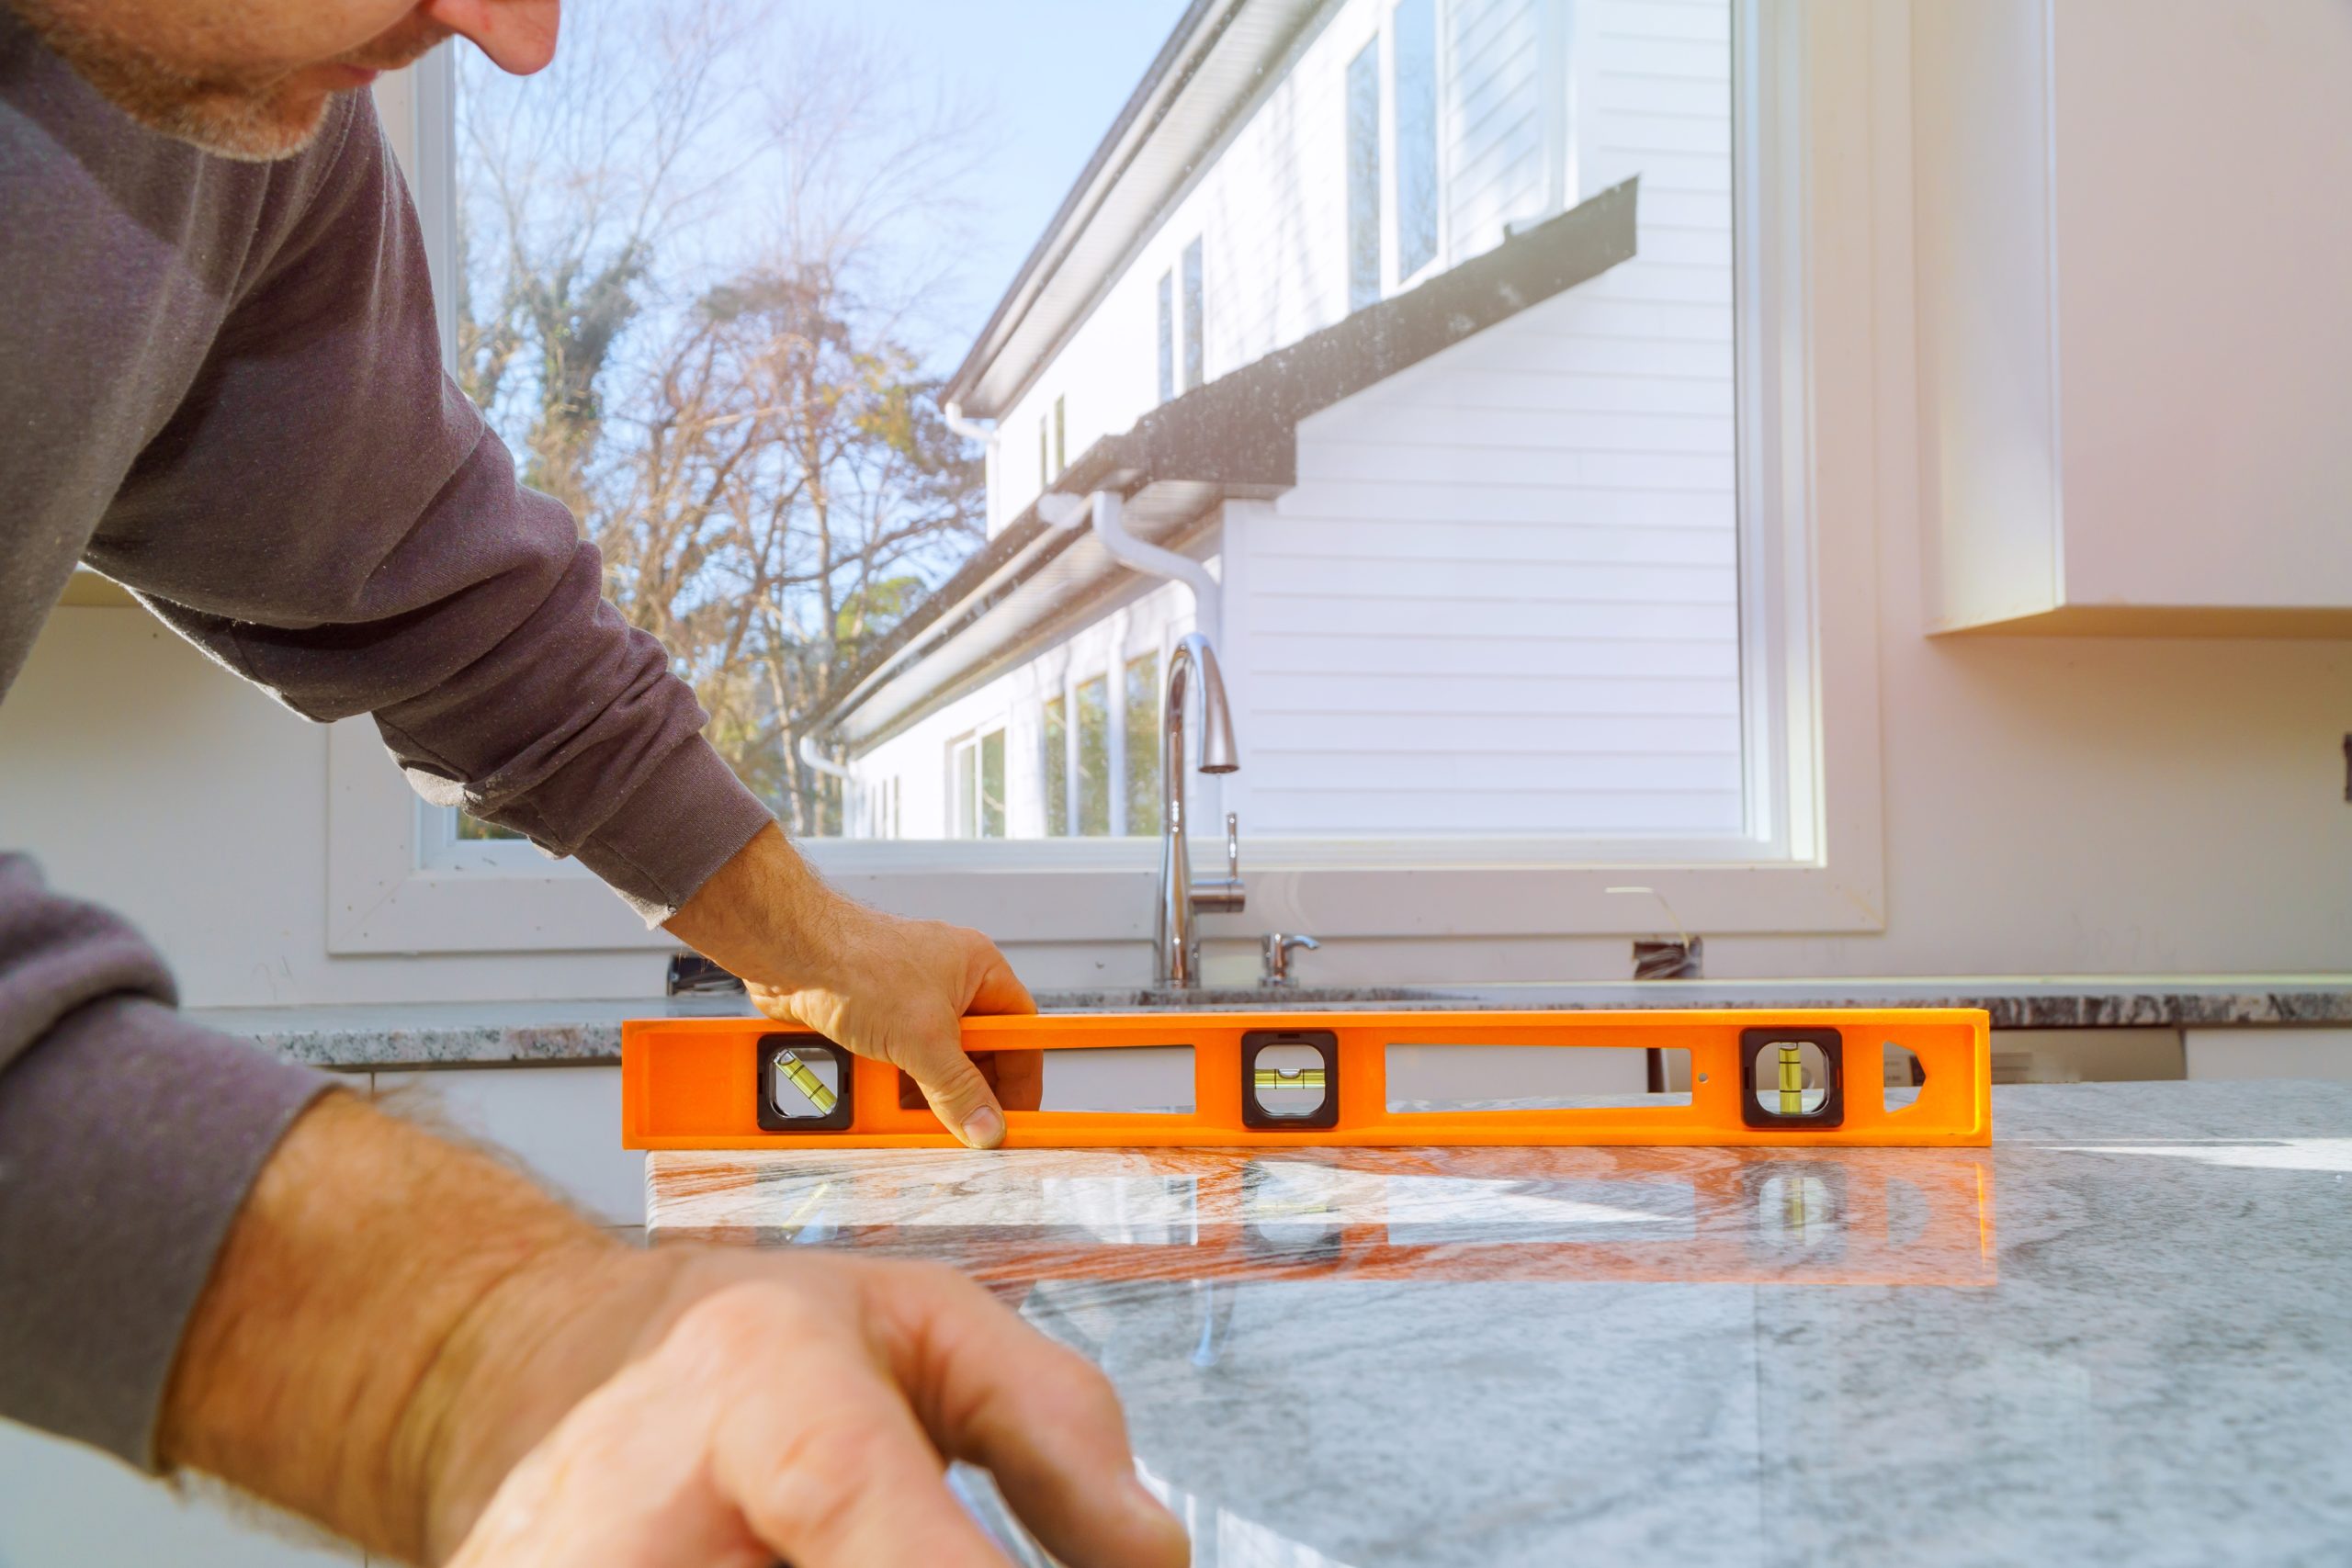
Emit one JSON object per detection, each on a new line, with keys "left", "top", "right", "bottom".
{"left": 9, "top": 2, "right": 445, "bottom": 162}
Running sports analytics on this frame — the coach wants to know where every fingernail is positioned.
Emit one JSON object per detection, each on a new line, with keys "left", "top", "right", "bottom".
{"left": 962, "top": 1107, "right": 1005, "bottom": 1148}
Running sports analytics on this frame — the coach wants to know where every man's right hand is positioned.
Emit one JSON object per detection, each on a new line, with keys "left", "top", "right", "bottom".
{"left": 664, "top": 824, "right": 1043, "bottom": 1148}
{"left": 443, "top": 1247, "right": 1185, "bottom": 1568}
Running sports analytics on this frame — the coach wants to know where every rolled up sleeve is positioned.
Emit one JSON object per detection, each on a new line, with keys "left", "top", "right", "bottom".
{"left": 93, "top": 93, "right": 773, "bottom": 922}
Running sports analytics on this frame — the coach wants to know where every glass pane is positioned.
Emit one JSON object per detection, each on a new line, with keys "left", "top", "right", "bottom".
{"left": 1182, "top": 238, "right": 1205, "bottom": 390}
{"left": 451, "top": 6, "right": 986, "bottom": 842}
{"left": 1124, "top": 653, "right": 1163, "bottom": 835}
{"left": 1157, "top": 271, "right": 1175, "bottom": 404}
{"left": 1393, "top": 0, "right": 1439, "bottom": 278}
{"left": 1044, "top": 696, "right": 1070, "bottom": 836}
{"left": 979, "top": 728, "right": 1006, "bottom": 839}
{"left": 1075, "top": 676, "right": 1111, "bottom": 838}
{"left": 453, "top": 4, "right": 1747, "bottom": 849}
{"left": 1346, "top": 39, "right": 1384, "bottom": 310}
{"left": 952, "top": 740, "right": 976, "bottom": 839}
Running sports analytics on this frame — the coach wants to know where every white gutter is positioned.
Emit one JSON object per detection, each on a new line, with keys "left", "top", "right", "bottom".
{"left": 1039, "top": 488, "right": 1221, "bottom": 649}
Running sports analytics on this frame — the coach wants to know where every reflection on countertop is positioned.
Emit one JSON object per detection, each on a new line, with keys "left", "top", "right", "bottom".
{"left": 649, "top": 1081, "right": 2352, "bottom": 1567}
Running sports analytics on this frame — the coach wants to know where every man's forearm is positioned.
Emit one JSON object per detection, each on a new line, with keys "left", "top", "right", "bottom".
{"left": 157, "top": 1092, "right": 662, "bottom": 1562}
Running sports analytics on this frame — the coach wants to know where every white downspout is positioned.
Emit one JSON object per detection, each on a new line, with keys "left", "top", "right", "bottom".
{"left": 1041, "top": 488, "right": 1221, "bottom": 649}
{"left": 942, "top": 399, "right": 995, "bottom": 446}
{"left": 943, "top": 399, "right": 1001, "bottom": 535}
{"left": 796, "top": 732, "right": 853, "bottom": 782}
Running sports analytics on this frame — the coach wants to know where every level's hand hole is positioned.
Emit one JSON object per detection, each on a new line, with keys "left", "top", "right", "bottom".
{"left": 1883, "top": 1042, "right": 1928, "bottom": 1110}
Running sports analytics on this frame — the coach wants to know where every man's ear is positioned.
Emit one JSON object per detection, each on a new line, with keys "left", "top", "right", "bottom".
{"left": 417, "top": 0, "right": 560, "bottom": 75}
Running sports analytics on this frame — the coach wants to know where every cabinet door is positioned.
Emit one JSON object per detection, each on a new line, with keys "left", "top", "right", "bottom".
{"left": 370, "top": 1065, "right": 644, "bottom": 1226}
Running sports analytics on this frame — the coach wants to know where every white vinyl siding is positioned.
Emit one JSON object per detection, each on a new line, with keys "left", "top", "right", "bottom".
{"left": 1216, "top": 0, "right": 1737, "bottom": 839}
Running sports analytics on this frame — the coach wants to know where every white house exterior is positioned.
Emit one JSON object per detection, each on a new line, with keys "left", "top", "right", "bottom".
{"left": 829, "top": 0, "right": 1739, "bottom": 848}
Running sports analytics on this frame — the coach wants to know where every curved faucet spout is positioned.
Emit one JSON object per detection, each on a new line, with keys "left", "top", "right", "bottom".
{"left": 1167, "top": 632, "right": 1238, "bottom": 777}
{"left": 1157, "top": 632, "right": 1244, "bottom": 985}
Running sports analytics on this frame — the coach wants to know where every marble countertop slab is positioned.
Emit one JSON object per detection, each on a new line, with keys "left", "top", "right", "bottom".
{"left": 646, "top": 1081, "right": 2352, "bottom": 1567}
{"left": 193, "top": 979, "right": 2352, "bottom": 1068}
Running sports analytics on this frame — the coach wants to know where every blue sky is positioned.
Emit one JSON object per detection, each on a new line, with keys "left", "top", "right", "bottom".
{"left": 793, "top": 0, "right": 1195, "bottom": 362}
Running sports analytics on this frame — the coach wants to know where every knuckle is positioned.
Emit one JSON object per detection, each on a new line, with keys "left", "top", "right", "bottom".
{"left": 756, "top": 1417, "right": 895, "bottom": 1545}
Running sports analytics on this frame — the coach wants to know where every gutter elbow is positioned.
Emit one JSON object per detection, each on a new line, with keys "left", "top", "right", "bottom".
{"left": 1089, "top": 489, "right": 1222, "bottom": 649}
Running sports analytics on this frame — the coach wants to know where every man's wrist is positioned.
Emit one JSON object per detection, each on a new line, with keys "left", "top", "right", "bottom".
{"left": 401, "top": 1237, "right": 675, "bottom": 1561}
{"left": 662, "top": 821, "right": 863, "bottom": 995}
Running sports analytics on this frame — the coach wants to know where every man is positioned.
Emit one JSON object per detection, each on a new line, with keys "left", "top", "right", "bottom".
{"left": 0, "top": 2, "right": 1186, "bottom": 1564}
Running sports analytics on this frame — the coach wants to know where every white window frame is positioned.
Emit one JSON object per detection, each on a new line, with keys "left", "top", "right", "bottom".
{"left": 1386, "top": 0, "right": 1448, "bottom": 290}
{"left": 338, "top": 0, "right": 1887, "bottom": 957}
{"left": 947, "top": 724, "right": 1010, "bottom": 840}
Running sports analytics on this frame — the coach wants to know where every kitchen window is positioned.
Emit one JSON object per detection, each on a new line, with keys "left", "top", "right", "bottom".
{"left": 1072, "top": 675, "right": 1111, "bottom": 837}
{"left": 1122, "top": 652, "right": 1163, "bottom": 834}
{"left": 1392, "top": 0, "right": 1440, "bottom": 280}
{"left": 356, "top": 1, "right": 1889, "bottom": 955}
{"left": 1345, "top": 39, "right": 1383, "bottom": 312}
{"left": 950, "top": 728, "right": 1006, "bottom": 840}
{"left": 1156, "top": 270, "right": 1175, "bottom": 404}
{"left": 1043, "top": 695, "right": 1070, "bottom": 836}
{"left": 1181, "top": 239, "right": 1205, "bottom": 391}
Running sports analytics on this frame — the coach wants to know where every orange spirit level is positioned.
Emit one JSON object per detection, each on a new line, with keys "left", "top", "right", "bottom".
{"left": 621, "top": 1009, "right": 1991, "bottom": 1150}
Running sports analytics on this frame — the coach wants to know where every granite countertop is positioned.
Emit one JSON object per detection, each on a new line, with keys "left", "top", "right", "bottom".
{"left": 191, "top": 979, "right": 2352, "bottom": 1069}
{"left": 645, "top": 1080, "right": 2352, "bottom": 1566}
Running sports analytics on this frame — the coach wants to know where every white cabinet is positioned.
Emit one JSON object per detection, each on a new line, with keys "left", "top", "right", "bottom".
{"left": 0, "top": 1064, "right": 633, "bottom": 1565}
{"left": 370, "top": 1066, "right": 644, "bottom": 1226}
{"left": 2185, "top": 1027, "right": 2352, "bottom": 1083}
{"left": 1914, "top": 0, "right": 2352, "bottom": 636}
{"left": 0, "top": 1423, "right": 366, "bottom": 1566}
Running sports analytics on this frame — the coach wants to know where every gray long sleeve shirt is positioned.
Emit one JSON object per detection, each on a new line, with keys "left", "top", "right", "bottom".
{"left": 0, "top": 20, "right": 775, "bottom": 1465}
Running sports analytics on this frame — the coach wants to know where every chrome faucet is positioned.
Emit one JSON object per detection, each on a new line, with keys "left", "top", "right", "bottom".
{"left": 1157, "top": 633, "right": 1243, "bottom": 985}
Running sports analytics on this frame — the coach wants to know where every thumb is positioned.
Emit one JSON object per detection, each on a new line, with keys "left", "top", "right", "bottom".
{"left": 907, "top": 1034, "right": 1007, "bottom": 1149}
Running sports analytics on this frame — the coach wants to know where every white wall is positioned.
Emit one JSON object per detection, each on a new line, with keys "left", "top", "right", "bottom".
{"left": 0, "top": 606, "right": 670, "bottom": 1008}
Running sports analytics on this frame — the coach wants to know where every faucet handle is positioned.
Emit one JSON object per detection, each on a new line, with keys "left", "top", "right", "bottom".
{"left": 1261, "top": 933, "right": 1320, "bottom": 987}
{"left": 1191, "top": 811, "right": 1246, "bottom": 916}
